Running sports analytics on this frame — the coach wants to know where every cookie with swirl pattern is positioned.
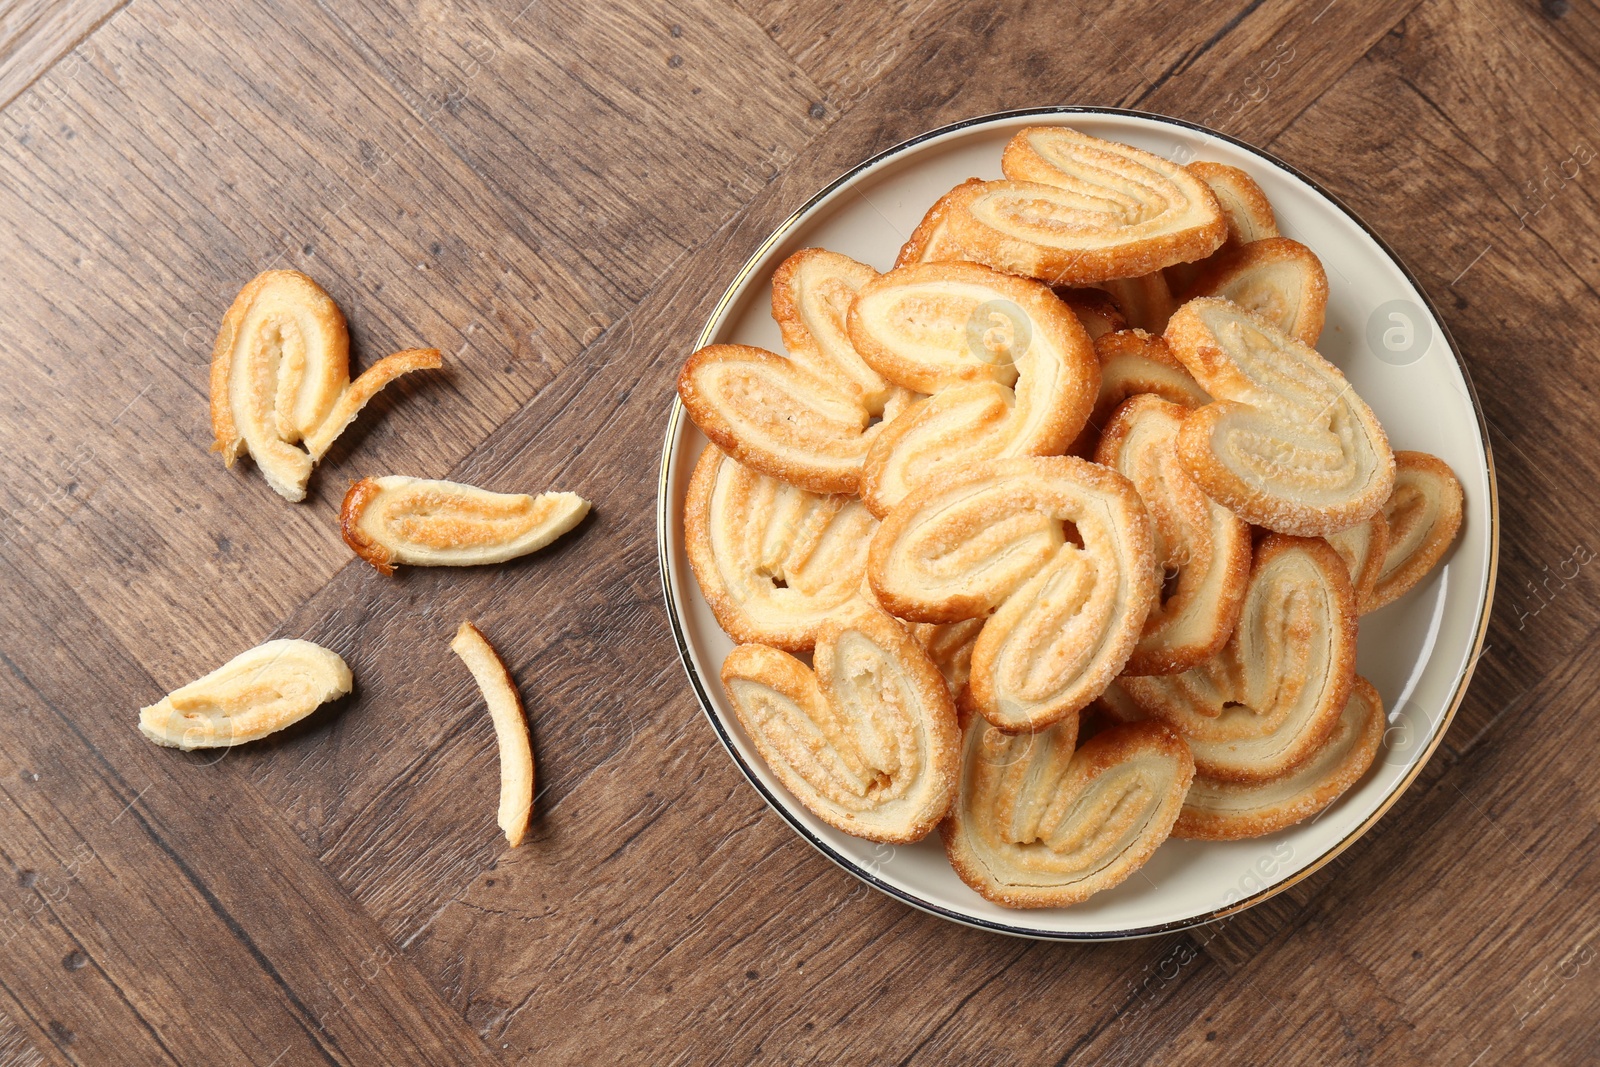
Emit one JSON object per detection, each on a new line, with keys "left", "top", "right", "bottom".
{"left": 1165, "top": 297, "right": 1395, "bottom": 537}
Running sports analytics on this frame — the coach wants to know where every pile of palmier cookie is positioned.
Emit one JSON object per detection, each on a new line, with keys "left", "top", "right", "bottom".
{"left": 678, "top": 126, "right": 1465, "bottom": 910}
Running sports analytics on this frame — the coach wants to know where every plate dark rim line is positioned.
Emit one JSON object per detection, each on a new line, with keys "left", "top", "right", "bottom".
{"left": 653, "top": 105, "right": 1501, "bottom": 942}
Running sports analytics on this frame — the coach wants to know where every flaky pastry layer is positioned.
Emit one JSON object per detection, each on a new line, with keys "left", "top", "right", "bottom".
{"left": 1097, "top": 394, "right": 1252, "bottom": 675}
{"left": 849, "top": 262, "right": 1099, "bottom": 516}
{"left": 1174, "top": 676, "right": 1383, "bottom": 840}
{"left": 684, "top": 447, "right": 875, "bottom": 652}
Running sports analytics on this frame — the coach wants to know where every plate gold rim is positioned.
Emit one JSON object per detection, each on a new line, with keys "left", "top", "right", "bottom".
{"left": 654, "top": 105, "right": 1500, "bottom": 941}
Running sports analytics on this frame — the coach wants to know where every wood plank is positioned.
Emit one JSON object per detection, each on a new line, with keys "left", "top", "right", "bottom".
{"left": 314, "top": 0, "right": 830, "bottom": 298}
{"left": 0, "top": 0, "right": 123, "bottom": 109}
{"left": 0, "top": 547, "right": 496, "bottom": 1065}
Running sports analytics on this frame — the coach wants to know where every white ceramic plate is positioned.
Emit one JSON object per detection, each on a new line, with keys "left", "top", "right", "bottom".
{"left": 656, "top": 107, "right": 1498, "bottom": 940}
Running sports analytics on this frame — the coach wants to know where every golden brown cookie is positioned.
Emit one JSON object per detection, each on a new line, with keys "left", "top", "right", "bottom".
{"left": 678, "top": 249, "right": 904, "bottom": 494}
{"left": 1183, "top": 237, "right": 1329, "bottom": 346}
{"left": 139, "top": 639, "right": 352, "bottom": 749}
{"left": 942, "top": 717, "right": 1194, "bottom": 908}
{"left": 684, "top": 446, "right": 876, "bottom": 652}
{"left": 1367, "top": 451, "right": 1465, "bottom": 611}
{"left": 720, "top": 609, "right": 961, "bottom": 843}
{"left": 1174, "top": 676, "right": 1384, "bottom": 840}
{"left": 341, "top": 476, "right": 589, "bottom": 575}
{"left": 1165, "top": 297, "right": 1395, "bottom": 536}
{"left": 869, "top": 456, "right": 1156, "bottom": 733}
{"left": 848, "top": 261, "right": 1099, "bottom": 516}
{"left": 1121, "top": 535, "right": 1358, "bottom": 782}
{"left": 924, "top": 127, "right": 1226, "bottom": 285}
{"left": 1096, "top": 394, "right": 1252, "bottom": 675}
{"left": 210, "top": 270, "right": 441, "bottom": 501}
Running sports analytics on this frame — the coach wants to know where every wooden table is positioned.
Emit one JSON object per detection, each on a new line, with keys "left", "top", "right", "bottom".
{"left": 1, "top": 0, "right": 1595, "bottom": 1062}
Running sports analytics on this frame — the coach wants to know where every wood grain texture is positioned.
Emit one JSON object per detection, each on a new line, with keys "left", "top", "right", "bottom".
{"left": 0, "top": 0, "right": 123, "bottom": 108}
{"left": 1, "top": 0, "right": 1595, "bottom": 1063}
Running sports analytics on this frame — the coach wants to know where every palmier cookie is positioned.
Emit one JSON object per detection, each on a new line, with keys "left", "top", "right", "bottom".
{"left": 1121, "top": 535, "right": 1358, "bottom": 782}
{"left": 1096, "top": 395, "right": 1251, "bottom": 676}
{"left": 869, "top": 456, "right": 1157, "bottom": 733}
{"left": 720, "top": 608, "right": 960, "bottom": 843}
{"left": 341, "top": 476, "right": 589, "bottom": 575}
{"left": 685, "top": 446, "right": 876, "bottom": 652}
{"left": 678, "top": 249, "right": 904, "bottom": 494}
{"left": 1366, "top": 451, "right": 1465, "bottom": 612}
{"left": 942, "top": 716, "right": 1193, "bottom": 909}
{"left": 848, "top": 262, "right": 1099, "bottom": 517}
{"left": 1068, "top": 328, "right": 1209, "bottom": 457}
{"left": 1183, "top": 237, "right": 1329, "bottom": 346}
{"left": 1165, "top": 297, "right": 1395, "bottom": 536}
{"left": 1187, "top": 162, "right": 1279, "bottom": 247}
{"left": 925, "top": 127, "right": 1226, "bottom": 285}
{"left": 1174, "top": 676, "right": 1384, "bottom": 840}
{"left": 210, "top": 270, "right": 442, "bottom": 501}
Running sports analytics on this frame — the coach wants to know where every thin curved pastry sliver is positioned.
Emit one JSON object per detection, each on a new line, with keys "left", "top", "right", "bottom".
{"left": 932, "top": 127, "right": 1226, "bottom": 285}
{"left": 942, "top": 717, "right": 1194, "bottom": 909}
{"left": 1174, "top": 676, "right": 1383, "bottom": 840}
{"left": 684, "top": 446, "right": 876, "bottom": 652}
{"left": 1326, "top": 511, "right": 1391, "bottom": 614}
{"left": 869, "top": 456, "right": 1157, "bottom": 733}
{"left": 1120, "top": 535, "right": 1358, "bottom": 782}
{"left": 451, "top": 621, "right": 535, "bottom": 848}
{"left": 301, "top": 347, "right": 444, "bottom": 459}
{"left": 1186, "top": 161, "right": 1279, "bottom": 247}
{"left": 849, "top": 261, "right": 1099, "bottom": 517}
{"left": 720, "top": 609, "right": 961, "bottom": 843}
{"left": 210, "top": 270, "right": 441, "bottom": 501}
{"left": 1096, "top": 394, "right": 1251, "bottom": 676}
{"left": 1367, "top": 450, "right": 1465, "bottom": 612}
{"left": 139, "top": 638, "right": 352, "bottom": 750}
{"left": 1184, "top": 237, "right": 1329, "bottom": 347}
{"left": 341, "top": 476, "right": 589, "bottom": 575}
{"left": 1166, "top": 297, "right": 1394, "bottom": 536}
